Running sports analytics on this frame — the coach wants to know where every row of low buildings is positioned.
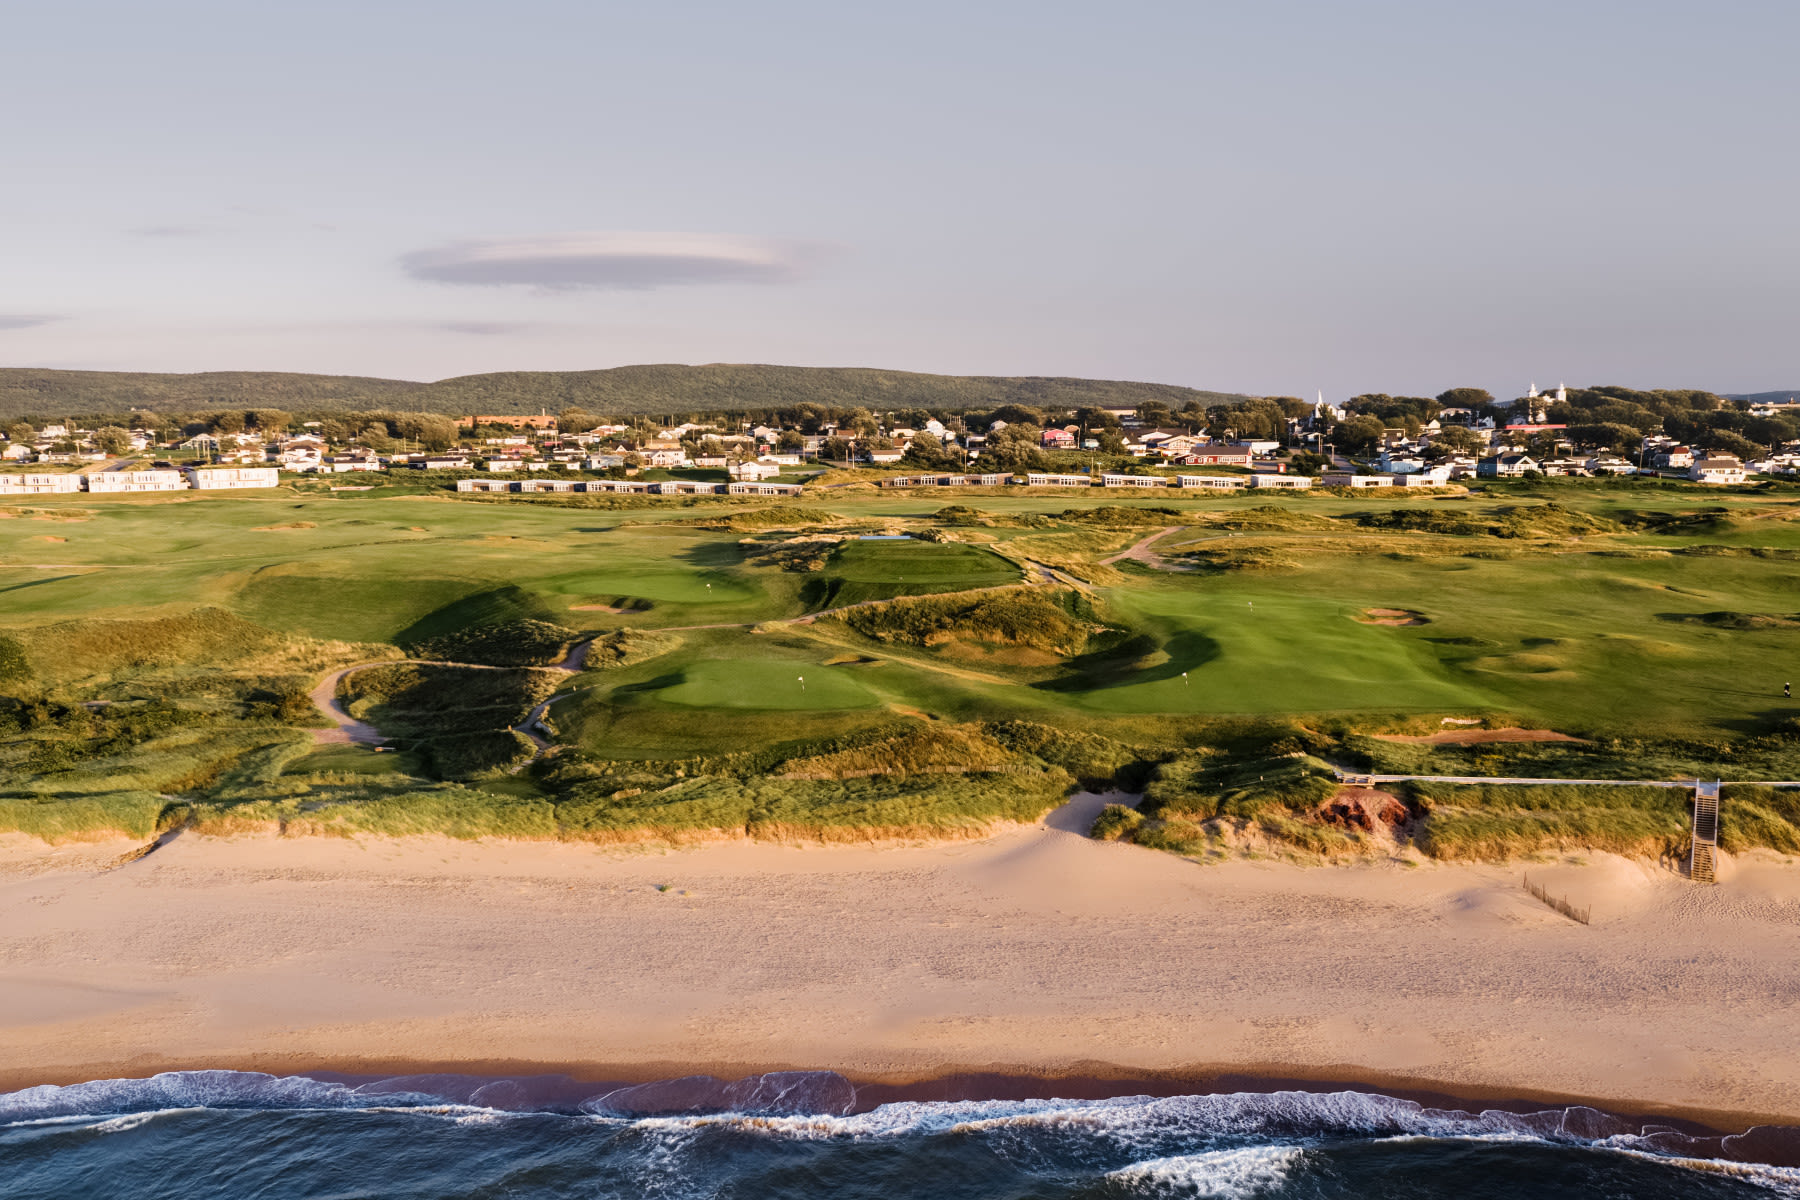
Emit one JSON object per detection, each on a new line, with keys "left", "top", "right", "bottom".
{"left": 882, "top": 471, "right": 1447, "bottom": 492}
{"left": 0, "top": 467, "right": 279, "bottom": 495}
{"left": 455, "top": 478, "right": 805, "bottom": 497}
{"left": 1477, "top": 451, "right": 1752, "bottom": 484}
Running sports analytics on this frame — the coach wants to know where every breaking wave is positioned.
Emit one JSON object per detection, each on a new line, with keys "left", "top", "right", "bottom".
{"left": 3, "top": 1071, "right": 1799, "bottom": 1198}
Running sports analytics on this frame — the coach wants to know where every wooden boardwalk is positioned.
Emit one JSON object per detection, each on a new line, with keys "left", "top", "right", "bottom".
{"left": 1689, "top": 780, "right": 1720, "bottom": 884}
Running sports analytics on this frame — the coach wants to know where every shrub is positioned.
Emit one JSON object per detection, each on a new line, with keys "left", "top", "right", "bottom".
{"left": 412, "top": 619, "right": 581, "bottom": 667}
{"left": 0, "top": 635, "right": 30, "bottom": 684}
{"left": 1090, "top": 804, "right": 1143, "bottom": 840}
{"left": 835, "top": 588, "right": 1092, "bottom": 655}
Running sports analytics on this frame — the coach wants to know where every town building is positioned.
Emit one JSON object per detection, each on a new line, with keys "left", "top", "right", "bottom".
{"left": 1688, "top": 455, "right": 1746, "bottom": 485}
{"left": 85, "top": 469, "right": 187, "bottom": 493}
{"left": 0, "top": 473, "right": 82, "bottom": 495}
{"left": 727, "top": 482, "right": 806, "bottom": 496}
{"left": 1174, "top": 475, "right": 1246, "bottom": 490}
{"left": 1322, "top": 472, "right": 1395, "bottom": 488}
{"left": 1477, "top": 453, "right": 1539, "bottom": 478}
{"left": 184, "top": 466, "right": 280, "bottom": 489}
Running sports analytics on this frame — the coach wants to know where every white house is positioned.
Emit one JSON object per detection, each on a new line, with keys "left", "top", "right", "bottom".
{"left": 1249, "top": 473, "right": 1313, "bottom": 489}
{"left": 1477, "top": 453, "right": 1538, "bottom": 478}
{"left": 1688, "top": 455, "right": 1746, "bottom": 485}
{"left": 184, "top": 466, "right": 279, "bottom": 489}
{"left": 324, "top": 454, "right": 382, "bottom": 473}
{"left": 730, "top": 460, "right": 781, "bottom": 481}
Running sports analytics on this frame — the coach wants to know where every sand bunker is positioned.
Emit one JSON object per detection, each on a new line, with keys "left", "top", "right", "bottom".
{"left": 1359, "top": 607, "right": 1427, "bottom": 626}
{"left": 1377, "top": 728, "right": 1588, "bottom": 745}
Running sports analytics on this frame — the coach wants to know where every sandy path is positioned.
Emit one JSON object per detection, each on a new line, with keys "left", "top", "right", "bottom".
{"left": 1100, "top": 526, "right": 1184, "bottom": 567}
{"left": 3, "top": 805, "right": 1800, "bottom": 1123}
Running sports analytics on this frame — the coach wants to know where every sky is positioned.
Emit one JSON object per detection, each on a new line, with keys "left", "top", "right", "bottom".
{"left": 1, "top": 0, "right": 1796, "bottom": 398}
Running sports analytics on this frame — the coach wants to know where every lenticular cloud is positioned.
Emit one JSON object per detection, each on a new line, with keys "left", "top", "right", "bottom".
{"left": 401, "top": 231, "right": 824, "bottom": 290}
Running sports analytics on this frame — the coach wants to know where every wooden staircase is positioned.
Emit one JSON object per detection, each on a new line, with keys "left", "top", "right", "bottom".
{"left": 1689, "top": 780, "right": 1720, "bottom": 884}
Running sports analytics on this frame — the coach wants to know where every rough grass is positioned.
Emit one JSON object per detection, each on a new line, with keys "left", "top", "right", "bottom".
{"left": 833, "top": 586, "right": 1093, "bottom": 655}
{"left": 1354, "top": 503, "right": 1618, "bottom": 540}
{"left": 0, "top": 790, "right": 183, "bottom": 842}
{"left": 1141, "top": 751, "right": 1339, "bottom": 822}
{"left": 1408, "top": 783, "right": 1688, "bottom": 859}
{"left": 190, "top": 785, "right": 558, "bottom": 840}
{"left": 774, "top": 723, "right": 1024, "bottom": 779}
{"left": 10, "top": 609, "right": 372, "bottom": 689}
{"left": 412, "top": 618, "right": 582, "bottom": 667}
{"left": 983, "top": 720, "right": 1159, "bottom": 790}
{"left": 581, "top": 628, "right": 683, "bottom": 671}
{"left": 1197, "top": 505, "right": 1337, "bottom": 532}
{"left": 1718, "top": 785, "right": 1800, "bottom": 854}
{"left": 681, "top": 506, "right": 842, "bottom": 531}
{"left": 553, "top": 769, "right": 1070, "bottom": 844}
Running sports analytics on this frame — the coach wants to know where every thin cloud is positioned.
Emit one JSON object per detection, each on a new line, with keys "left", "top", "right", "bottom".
{"left": 401, "top": 231, "right": 829, "bottom": 290}
{"left": 0, "top": 314, "right": 61, "bottom": 331}
{"left": 436, "top": 320, "right": 544, "bottom": 336}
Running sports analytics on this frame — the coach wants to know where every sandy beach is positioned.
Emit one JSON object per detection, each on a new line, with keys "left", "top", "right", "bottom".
{"left": 3, "top": 793, "right": 1798, "bottom": 1127}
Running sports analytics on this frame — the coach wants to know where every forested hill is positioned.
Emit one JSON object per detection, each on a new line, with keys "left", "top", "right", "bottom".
{"left": 0, "top": 364, "right": 1250, "bottom": 421}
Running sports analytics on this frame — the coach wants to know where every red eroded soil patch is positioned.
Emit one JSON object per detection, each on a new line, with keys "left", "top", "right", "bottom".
{"left": 1375, "top": 728, "right": 1588, "bottom": 745}
{"left": 1316, "top": 787, "right": 1412, "bottom": 833}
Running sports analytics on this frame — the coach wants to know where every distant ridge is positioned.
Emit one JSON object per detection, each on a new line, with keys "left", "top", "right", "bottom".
{"left": 0, "top": 364, "right": 1253, "bottom": 421}
{"left": 1728, "top": 391, "right": 1800, "bottom": 405}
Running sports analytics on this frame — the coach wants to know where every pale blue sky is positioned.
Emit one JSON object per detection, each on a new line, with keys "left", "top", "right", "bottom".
{"left": 1, "top": 0, "right": 1795, "bottom": 397}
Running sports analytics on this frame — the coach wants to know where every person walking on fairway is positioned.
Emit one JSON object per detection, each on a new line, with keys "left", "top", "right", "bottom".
{"left": 1787, "top": 681, "right": 1792, "bottom": 699}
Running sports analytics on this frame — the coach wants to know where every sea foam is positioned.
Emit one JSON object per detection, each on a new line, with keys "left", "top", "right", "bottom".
{"left": 3, "top": 1071, "right": 1798, "bottom": 1173}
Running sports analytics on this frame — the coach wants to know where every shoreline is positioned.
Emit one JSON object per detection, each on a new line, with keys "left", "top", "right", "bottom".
{"left": 1, "top": 1058, "right": 1780, "bottom": 1137}
{"left": 7, "top": 807, "right": 1800, "bottom": 1135}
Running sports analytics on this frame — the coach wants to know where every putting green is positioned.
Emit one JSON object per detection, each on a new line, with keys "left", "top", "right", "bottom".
{"left": 649, "top": 658, "right": 884, "bottom": 710}
{"left": 1069, "top": 586, "right": 1493, "bottom": 714}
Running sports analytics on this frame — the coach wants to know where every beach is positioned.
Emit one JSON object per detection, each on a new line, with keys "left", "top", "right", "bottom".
{"left": 3, "top": 794, "right": 1798, "bottom": 1127}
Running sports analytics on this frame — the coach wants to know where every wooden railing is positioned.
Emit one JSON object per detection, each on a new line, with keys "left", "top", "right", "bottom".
{"left": 1689, "top": 780, "right": 1720, "bottom": 884}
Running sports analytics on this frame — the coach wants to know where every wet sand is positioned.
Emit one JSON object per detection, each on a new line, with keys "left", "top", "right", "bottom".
{"left": 3, "top": 795, "right": 1798, "bottom": 1125}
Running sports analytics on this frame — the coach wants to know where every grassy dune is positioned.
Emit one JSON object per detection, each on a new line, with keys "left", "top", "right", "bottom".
{"left": 5, "top": 480, "right": 1800, "bottom": 853}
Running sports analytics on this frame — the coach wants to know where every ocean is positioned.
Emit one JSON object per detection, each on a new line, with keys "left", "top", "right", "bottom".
{"left": 3, "top": 1070, "right": 1797, "bottom": 1198}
